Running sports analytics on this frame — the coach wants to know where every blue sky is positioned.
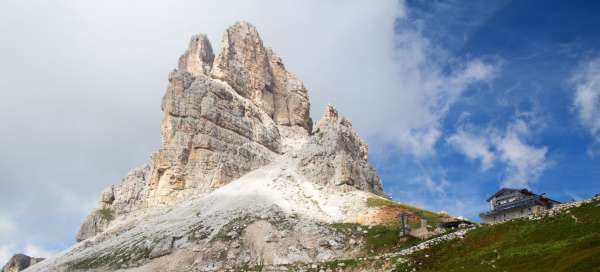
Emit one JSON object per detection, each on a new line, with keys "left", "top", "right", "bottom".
{"left": 0, "top": 0, "right": 599, "bottom": 264}
{"left": 375, "top": 0, "right": 600, "bottom": 219}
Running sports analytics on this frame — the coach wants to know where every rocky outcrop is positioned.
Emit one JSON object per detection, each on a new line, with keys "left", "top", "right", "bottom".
{"left": 1, "top": 254, "right": 44, "bottom": 272}
{"left": 76, "top": 166, "right": 149, "bottom": 241}
{"left": 299, "top": 105, "right": 385, "bottom": 195}
{"left": 211, "top": 22, "right": 312, "bottom": 130}
{"left": 72, "top": 21, "right": 384, "bottom": 251}
{"left": 145, "top": 69, "right": 280, "bottom": 206}
{"left": 75, "top": 209, "right": 112, "bottom": 242}
{"left": 178, "top": 34, "right": 214, "bottom": 77}
{"left": 101, "top": 165, "right": 149, "bottom": 213}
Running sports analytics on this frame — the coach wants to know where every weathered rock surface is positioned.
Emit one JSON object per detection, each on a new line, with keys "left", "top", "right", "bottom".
{"left": 299, "top": 105, "right": 385, "bottom": 195}
{"left": 29, "top": 158, "right": 380, "bottom": 272}
{"left": 211, "top": 22, "right": 312, "bottom": 130}
{"left": 29, "top": 21, "right": 394, "bottom": 272}
{"left": 178, "top": 34, "right": 214, "bottom": 77}
{"left": 76, "top": 166, "right": 149, "bottom": 241}
{"left": 145, "top": 69, "right": 280, "bottom": 206}
{"left": 1, "top": 254, "right": 43, "bottom": 272}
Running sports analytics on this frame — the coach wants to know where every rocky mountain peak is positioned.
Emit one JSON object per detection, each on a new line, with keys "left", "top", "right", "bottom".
{"left": 177, "top": 33, "right": 214, "bottom": 76}
{"left": 57, "top": 22, "right": 390, "bottom": 270}
{"left": 315, "top": 104, "right": 343, "bottom": 131}
{"left": 323, "top": 104, "right": 339, "bottom": 120}
{"left": 212, "top": 21, "right": 312, "bottom": 130}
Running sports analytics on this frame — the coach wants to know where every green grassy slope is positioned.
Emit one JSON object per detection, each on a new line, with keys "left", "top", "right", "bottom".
{"left": 405, "top": 198, "right": 600, "bottom": 272}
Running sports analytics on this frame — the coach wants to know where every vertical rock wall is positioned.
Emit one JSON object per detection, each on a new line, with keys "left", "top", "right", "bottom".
{"left": 211, "top": 22, "right": 312, "bottom": 130}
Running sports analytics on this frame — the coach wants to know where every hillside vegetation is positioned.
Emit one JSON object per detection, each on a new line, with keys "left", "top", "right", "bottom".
{"left": 402, "top": 197, "right": 600, "bottom": 272}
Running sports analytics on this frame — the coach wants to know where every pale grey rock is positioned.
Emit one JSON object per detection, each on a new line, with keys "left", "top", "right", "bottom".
{"left": 1, "top": 254, "right": 44, "bottom": 272}
{"left": 75, "top": 209, "right": 111, "bottom": 242}
{"left": 178, "top": 34, "right": 214, "bottom": 76}
{"left": 298, "top": 105, "right": 385, "bottom": 195}
{"left": 211, "top": 21, "right": 312, "bottom": 130}
{"left": 76, "top": 165, "right": 149, "bottom": 241}
{"left": 145, "top": 70, "right": 280, "bottom": 206}
{"left": 62, "top": 22, "right": 390, "bottom": 271}
{"left": 105, "top": 165, "right": 149, "bottom": 213}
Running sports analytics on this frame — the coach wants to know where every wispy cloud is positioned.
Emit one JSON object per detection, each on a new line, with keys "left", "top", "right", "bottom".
{"left": 378, "top": 23, "right": 497, "bottom": 158}
{"left": 494, "top": 120, "right": 549, "bottom": 187}
{"left": 448, "top": 130, "right": 496, "bottom": 170}
{"left": 412, "top": 174, "right": 450, "bottom": 194}
{"left": 571, "top": 57, "right": 600, "bottom": 145}
{"left": 448, "top": 119, "right": 549, "bottom": 188}
{"left": 23, "top": 244, "right": 56, "bottom": 259}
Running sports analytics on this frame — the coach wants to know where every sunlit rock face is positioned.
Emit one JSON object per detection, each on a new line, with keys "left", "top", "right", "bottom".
{"left": 299, "top": 104, "right": 385, "bottom": 196}
{"left": 211, "top": 22, "right": 312, "bottom": 130}
{"left": 57, "top": 22, "right": 388, "bottom": 270}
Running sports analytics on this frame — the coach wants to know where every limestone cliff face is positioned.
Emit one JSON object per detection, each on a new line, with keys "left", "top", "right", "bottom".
{"left": 76, "top": 166, "right": 148, "bottom": 241}
{"left": 299, "top": 105, "right": 385, "bottom": 195}
{"left": 178, "top": 34, "right": 214, "bottom": 77}
{"left": 146, "top": 69, "right": 280, "bottom": 206}
{"left": 211, "top": 22, "right": 312, "bottom": 130}
{"left": 74, "top": 21, "right": 384, "bottom": 245}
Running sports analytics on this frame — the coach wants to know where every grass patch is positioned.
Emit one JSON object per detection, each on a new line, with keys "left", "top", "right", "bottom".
{"left": 69, "top": 241, "right": 151, "bottom": 270}
{"left": 329, "top": 222, "right": 419, "bottom": 254}
{"left": 406, "top": 198, "right": 600, "bottom": 272}
{"left": 98, "top": 208, "right": 115, "bottom": 222}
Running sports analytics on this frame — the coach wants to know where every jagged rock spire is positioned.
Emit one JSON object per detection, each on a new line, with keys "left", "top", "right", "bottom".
{"left": 314, "top": 104, "right": 340, "bottom": 131}
{"left": 211, "top": 22, "right": 270, "bottom": 99}
{"left": 212, "top": 21, "right": 312, "bottom": 130}
{"left": 178, "top": 34, "right": 214, "bottom": 76}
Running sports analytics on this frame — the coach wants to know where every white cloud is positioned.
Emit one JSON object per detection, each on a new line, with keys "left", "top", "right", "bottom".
{"left": 371, "top": 24, "right": 497, "bottom": 158}
{"left": 447, "top": 130, "right": 496, "bottom": 170}
{"left": 572, "top": 57, "right": 600, "bottom": 143}
{"left": 24, "top": 244, "right": 55, "bottom": 259}
{"left": 421, "top": 175, "right": 449, "bottom": 194}
{"left": 448, "top": 119, "right": 549, "bottom": 188}
{"left": 493, "top": 120, "right": 548, "bottom": 188}
{"left": 0, "top": 214, "right": 16, "bottom": 241}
